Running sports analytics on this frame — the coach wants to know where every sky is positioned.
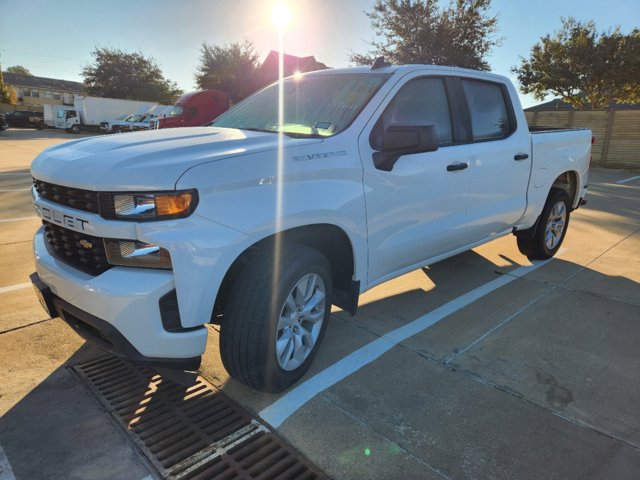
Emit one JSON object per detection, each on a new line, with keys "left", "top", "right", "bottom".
{"left": 0, "top": 0, "right": 638, "bottom": 108}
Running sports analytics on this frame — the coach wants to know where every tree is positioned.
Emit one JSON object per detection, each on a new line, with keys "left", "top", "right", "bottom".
{"left": 0, "top": 68, "right": 17, "bottom": 105}
{"left": 195, "top": 40, "right": 260, "bottom": 103}
{"left": 513, "top": 18, "right": 640, "bottom": 109}
{"left": 6, "top": 65, "right": 32, "bottom": 76}
{"left": 82, "top": 48, "right": 183, "bottom": 104}
{"left": 349, "top": 0, "right": 500, "bottom": 70}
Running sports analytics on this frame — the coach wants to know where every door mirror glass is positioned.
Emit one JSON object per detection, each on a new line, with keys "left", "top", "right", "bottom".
{"left": 382, "top": 124, "right": 439, "bottom": 153}
{"left": 374, "top": 124, "right": 439, "bottom": 171}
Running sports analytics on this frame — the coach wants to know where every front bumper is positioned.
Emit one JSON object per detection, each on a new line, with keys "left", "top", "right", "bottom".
{"left": 31, "top": 272, "right": 201, "bottom": 370}
{"left": 32, "top": 227, "right": 208, "bottom": 368}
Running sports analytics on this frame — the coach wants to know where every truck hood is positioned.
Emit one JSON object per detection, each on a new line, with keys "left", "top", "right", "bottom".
{"left": 31, "top": 127, "right": 319, "bottom": 191}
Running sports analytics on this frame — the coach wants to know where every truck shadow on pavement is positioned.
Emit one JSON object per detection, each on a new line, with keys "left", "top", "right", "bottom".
{"left": 1, "top": 255, "right": 639, "bottom": 479}
{"left": 0, "top": 345, "right": 151, "bottom": 480}
{"left": 321, "top": 252, "right": 640, "bottom": 445}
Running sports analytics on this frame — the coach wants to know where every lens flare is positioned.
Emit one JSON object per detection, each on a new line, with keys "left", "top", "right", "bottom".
{"left": 272, "top": 1, "right": 292, "bottom": 28}
{"left": 272, "top": 2, "right": 288, "bottom": 313}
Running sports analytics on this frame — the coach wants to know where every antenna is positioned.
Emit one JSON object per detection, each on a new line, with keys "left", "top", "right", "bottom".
{"left": 371, "top": 57, "right": 391, "bottom": 70}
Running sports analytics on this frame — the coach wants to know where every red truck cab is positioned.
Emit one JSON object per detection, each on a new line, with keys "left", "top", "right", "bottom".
{"left": 154, "top": 90, "right": 229, "bottom": 129}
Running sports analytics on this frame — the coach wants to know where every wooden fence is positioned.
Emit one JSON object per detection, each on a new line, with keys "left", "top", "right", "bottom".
{"left": 525, "top": 110, "right": 640, "bottom": 169}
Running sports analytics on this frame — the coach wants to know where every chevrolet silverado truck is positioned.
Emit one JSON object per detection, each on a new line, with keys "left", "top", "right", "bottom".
{"left": 30, "top": 64, "right": 591, "bottom": 392}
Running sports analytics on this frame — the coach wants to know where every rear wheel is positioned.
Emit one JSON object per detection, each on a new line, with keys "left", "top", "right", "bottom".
{"left": 516, "top": 187, "right": 571, "bottom": 259}
{"left": 220, "top": 244, "right": 332, "bottom": 392}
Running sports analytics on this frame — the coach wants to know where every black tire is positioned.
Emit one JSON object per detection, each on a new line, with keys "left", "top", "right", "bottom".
{"left": 220, "top": 244, "right": 332, "bottom": 392}
{"left": 71, "top": 124, "right": 81, "bottom": 134}
{"left": 516, "top": 187, "right": 571, "bottom": 260}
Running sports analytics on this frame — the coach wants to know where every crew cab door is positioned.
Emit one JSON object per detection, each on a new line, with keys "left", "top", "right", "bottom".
{"left": 459, "top": 78, "right": 531, "bottom": 240}
{"left": 359, "top": 74, "right": 471, "bottom": 284}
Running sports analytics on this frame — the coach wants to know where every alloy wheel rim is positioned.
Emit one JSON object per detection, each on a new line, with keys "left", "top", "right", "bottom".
{"left": 275, "top": 273, "right": 326, "bottom": 371}
{"left": 545, "top": 201, "right": 567, "bottom": 250}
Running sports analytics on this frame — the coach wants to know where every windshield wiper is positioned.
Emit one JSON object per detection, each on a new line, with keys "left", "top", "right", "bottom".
{"left": 238, "top": 127, "right": 324, "bottom": 139}
{"left": 280, "top": 131, "right": 324, "bottom": 139}
{"left": 240, "top": 127, "right": 276, "bottom": 134}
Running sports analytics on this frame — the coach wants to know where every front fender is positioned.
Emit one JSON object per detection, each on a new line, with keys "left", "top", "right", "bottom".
{"left": 176, "top": 145, "right": 368, "bottom": 291}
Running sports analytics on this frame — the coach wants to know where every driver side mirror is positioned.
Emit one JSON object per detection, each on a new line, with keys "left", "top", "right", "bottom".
{"left": 374, "top": 125, "right": 439, "bottom": 172}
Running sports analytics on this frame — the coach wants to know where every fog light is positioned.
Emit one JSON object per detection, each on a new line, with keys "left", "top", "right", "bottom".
{"left": 104, "top": 239, "right": 172, "bottom": 269}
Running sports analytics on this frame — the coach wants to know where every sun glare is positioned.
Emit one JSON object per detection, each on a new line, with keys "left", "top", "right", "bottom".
{"left": 271, "top": 1, "right": 292, "bottom": 29}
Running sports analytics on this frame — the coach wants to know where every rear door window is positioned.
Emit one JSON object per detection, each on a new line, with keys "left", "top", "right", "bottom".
{"left": 461, "top": 80, "right": 514, "bottom": 141}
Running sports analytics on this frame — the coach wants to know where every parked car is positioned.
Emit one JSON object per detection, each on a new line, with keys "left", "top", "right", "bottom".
{"left": 6, "top": 110, "right": 44, "bottom": 128}
{"left": 148, "top": 90, "right": 228, "bottom": 129}
{"left": 131, "top": 114, "right": 158, "bottom": 131}
{"left": 104, "top": 114, "right": 141, "bottom": 134}
{"left": 30, "top": 64, "right": 591, "bottom": 393}
{"left": 100, "top": 114, "right": 131, "bottom": 133}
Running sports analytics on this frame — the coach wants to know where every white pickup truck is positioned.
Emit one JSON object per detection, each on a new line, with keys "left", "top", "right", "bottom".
{"left": 30, "top": 64, "right": 591, "bottom": 392}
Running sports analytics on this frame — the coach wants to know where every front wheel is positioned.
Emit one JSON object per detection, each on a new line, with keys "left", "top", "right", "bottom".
{"left": 71, "top": 124, "right": 81, "bottom": 134}
{"left": 220, "top": 244, "right": 332, "bottom": 392}
{"left": 516, "top": 187, "right": 571, "bottom": 260}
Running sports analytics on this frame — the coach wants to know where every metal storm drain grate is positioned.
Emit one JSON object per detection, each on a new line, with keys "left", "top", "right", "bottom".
{"left": 74, "top": 356, "right": 328, "bottom": 480}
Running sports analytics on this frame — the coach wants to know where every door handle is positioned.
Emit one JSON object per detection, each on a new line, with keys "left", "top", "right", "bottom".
{"left": 447, "top": 163, "right": 469, "bottom": 172}
{"left": 514, "top": 153, "right": 529, "bottom": 161}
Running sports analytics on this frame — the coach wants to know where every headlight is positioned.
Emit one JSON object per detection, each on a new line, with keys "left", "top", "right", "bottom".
{"left": 99, "top": 190, "right": 198, "bottom": 221}
{"left": 104, "top": 239, "right": 172, "bottom": 269}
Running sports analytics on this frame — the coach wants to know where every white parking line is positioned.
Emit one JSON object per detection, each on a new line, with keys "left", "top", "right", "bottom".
{"left": 259, "top": 256, "right": 557, "bottom": 428}
{"left": 0, "top": 188, "right": 31, "bottom": 192}
{"left": 0, "top": 173, "right": 30, "bottom": 176}
{"left": 0, "top": 282, "right": 31, "bottom": 294}
{"left": 0, "top": 445, "right": 16, "bottom": 480}
{"left": 616, "top": 175, "right": 640, "bottom": 185}
{"left": 0, "top": 216, "right": 37, "bottom": 223}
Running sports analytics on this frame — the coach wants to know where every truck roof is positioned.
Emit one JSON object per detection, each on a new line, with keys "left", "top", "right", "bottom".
{"left": 176, "top": 90, "right": 227, "bottom": 105}
{"left": 303, "top": 64, "right": 511, "bottom": 84}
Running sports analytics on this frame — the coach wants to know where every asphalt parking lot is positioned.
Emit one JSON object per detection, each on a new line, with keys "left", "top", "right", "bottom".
{"left": 1, "top": 128, "right": 639, "bottom": 480}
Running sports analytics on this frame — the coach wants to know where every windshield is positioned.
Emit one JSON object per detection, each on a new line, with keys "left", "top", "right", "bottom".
{"left": 166, "top": 106, "right": 183, "bottom": 117}
{"left": 127, "top": 115, "right": 143, "bottom": 122}
{"left": 211, "top": 73, "right": 390, "bottom": 138}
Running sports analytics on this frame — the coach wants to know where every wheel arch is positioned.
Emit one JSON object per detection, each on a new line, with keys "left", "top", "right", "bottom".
{"left": 212, "top": 223, "right": 359, "bottom": 323}
{"left": 551, "top": 170, "right": 580, "bottom": 209}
